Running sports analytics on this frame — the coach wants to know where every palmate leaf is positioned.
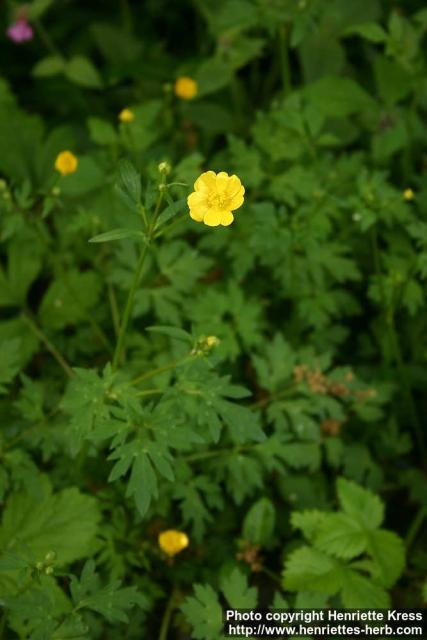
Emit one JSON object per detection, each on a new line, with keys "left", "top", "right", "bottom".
{"left": 108, "top": 431, "right": 174, "bottom": 517}
{"left": 340, "top": 570, "right": 390, "bottom": 608}
{"left": 62, "top": 366, "right": 117, "bottom": 454}
{"left": 174, "top": 470, "right": 223, "bottom": 540}
{"left": 72, "top": 560, "right": 147, "bottom": 623}
{"left": 337, "top": 477, "right": 384, "bottom": 529}
{"left": 0, "top": 480, "right": 99, "bottom": 568}
{"left": 366, "top": 529, "right": 405, "bottom": 587}
{"left": 220, "top": 567, "right": 257, "bottom": 609}
{"left": 282, "top": 546, "right": 343, "bottom": 594}
{"left": 5, "top": 575, "right": 72, "bottom": 640}
{"left": 313, "top": 513, "right": 367, "bottom": 559}
{"left": 0, "top": 338, "right": 21, "bottom": 394}
{"left": 181, "top": 584, "right": 225, "bottom": 640}
{"left": 291, "top": 510, "right": 327, "bottom": 542}
{"left": 252, "top": 333, "right": 295, "bottom": 393}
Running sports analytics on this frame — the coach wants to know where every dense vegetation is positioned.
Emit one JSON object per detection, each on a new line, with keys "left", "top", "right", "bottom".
{"left": 0, "top": 0, "right": 427, "bottom": 637}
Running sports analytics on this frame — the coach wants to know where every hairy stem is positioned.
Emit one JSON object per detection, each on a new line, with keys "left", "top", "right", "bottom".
{"left": 22, "top": 312, "right": 74, "bottom": 378}
{"left": 112, "top": 183, "right": 166, "bottom": 370}
{"left": 158, "top": 589, "right": 178, "bottom": 640}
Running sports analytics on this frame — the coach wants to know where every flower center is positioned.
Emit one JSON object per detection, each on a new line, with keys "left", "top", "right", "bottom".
{"left": 207, "top": 192, "right": 229, "bottom": 209}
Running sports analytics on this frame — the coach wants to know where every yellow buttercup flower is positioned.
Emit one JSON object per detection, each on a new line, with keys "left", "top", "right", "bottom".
{"left": 174, "top": 76, "right": 197, "bottom": 100}
{"left": 188, "top": 171, "right": 245, "bottom": 227}
{"left": 119, "top": 108, "right": 135, "bottom": 123}
{"left": 158, "top": 529, "right": 189, "bottom": 557}
{"left": 403, "top": 188, "right": 414, "bottom": 201}
{"left": 55, "top": 151, "right": 78, "bottom": 176}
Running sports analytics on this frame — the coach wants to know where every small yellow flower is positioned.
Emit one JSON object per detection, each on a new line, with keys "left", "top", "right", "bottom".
{"left": 188, "top": 171, "right": 245, "bottom": 227}
{"left": 174, "top": 76, "right": 197, "bottom": 100}
{"left": 403, "top": 188, "right": 414, "bottom": 201}
{"left": 119, "top": 108, "right": 135, "bottom": 123}
{"left": 55, "top": 151, "right": 78, "bottom": 176}
{"left": 206, "top": 336, "right": 219, "bottom": 348}
{"left": 158, "top": 529, "right": 189, "bottom": 557}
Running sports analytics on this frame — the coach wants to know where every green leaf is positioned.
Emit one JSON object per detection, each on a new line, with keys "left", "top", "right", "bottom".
{"left": 220, "top": 567, "right": 257, "bottom": 608}
{"left": 39, "top": 269, "right": 102, "bottom": 330}
{"left": 252, "top": 333, "right": 295, "bottom": 393}
{"left": 337, "top": 477, "right": 384, "bottom": 529}
{"left": 87, "top": 116, "right": 118, "bottom": 145}
{"left": 108, "top": 431, "right": 174, "bottom": 516}
{"left": 154, "top": 197, "right": 187, "bottom": 230}
{"left": 116, "top": 159, "right": 141, "bottom": 206}
{"left": 242, "top": 497, "right": 275, "bottom": 546}
{"left": 305, "top": 76, "right": 376, "bottom": 117}
{"left": 344, "top": 22, "right": 387, "bottom": 43}
{"left": 0, "top": 338, "right": 21, "bottom": 394}
{"left": 367, "top": 529, "right": 405, "bottom": 587}
{"left": 195, "top": 58, "right": 233, "bottom": 97}
{"left": 341, "top": 570, "right": 390, "bottom": 608}
{"left": 281, "top": 442, "right": 321, "bottom": 471}
{"left": 374, "top": 56, "right": 413, "bottom": 105}
{"left": 181, "top": 584, "right": 224, "bottom": 640}
{"left": 65, "top": 56, "right": 103, "bottom": 88}
{"left": 282, "top": 546, "right": 343, "bottom": 594}
{"left": 314, "top": 513, "right": 367, "bottom": 559}
{"left": 291, "top": 511, "right": 326, "bottom": 542}
{"left": 32, "top": 55, "right": 65, "bottom": 77}
{"left": 146, "top": 325, "right": 193, "bottom": 343}
{"left": 72, "top": 560, "right": 147, "bottom": 623}
{"left": 28, "top": 0, "right": 54, "bottom": 19}
{"left": 89, "top": 228, "right": 144, "bottom": 243}
{"left": 0, "top": 482, "right": 99, "bottom": 566}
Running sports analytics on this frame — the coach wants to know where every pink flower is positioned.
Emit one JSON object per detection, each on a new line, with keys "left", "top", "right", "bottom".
{"left": 7, "top": 18, "right": 33, "bottom": 44}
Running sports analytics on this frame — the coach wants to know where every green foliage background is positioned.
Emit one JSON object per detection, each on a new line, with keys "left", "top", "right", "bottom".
{"left": 0, "top": 0, "right": 427, "bottom": 637}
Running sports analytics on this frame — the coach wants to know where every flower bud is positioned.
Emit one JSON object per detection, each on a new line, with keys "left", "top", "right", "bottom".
{"left": 158, "top": 161, "right": 171, "bottom": 176}
{"left": 158, "top": 529, "right": 189, "bottom": 557}
{"left": 45, "top": 551, "right": 57, "bottom": 563}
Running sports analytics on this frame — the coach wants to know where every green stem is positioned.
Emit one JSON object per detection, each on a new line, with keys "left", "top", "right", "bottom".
{"left": 261, "top": 567, "right": 283, "bottom": 587}
{"left": 158, "top": 590, "right": 178, "bottom": 640}
{"left": 249, "top": 384, "right": 294, "bottom": 409}
{"left": 370, "top": 227, "right": 426, "bottom": 465}
{"left": 184, "top": 445, "right": 252, "bottom": 463}
{"left": 33, "top": 18, "right": 61, "bottom": 56}
{"left": 108, "top": 284, "right": 120, "bottom": 338}
{"left": 389, "top": 316, "right": 426, "bottom": 465}
{"left": 129, "top": 355, "right": 192, "bottom": 386}
{"left": 135, "top": 388, "right": 164, "bottom": 398}
{"left": 0, "top": 609, "right": 6, "bottom": 640}
{"left": 278, "top": 24, "right": 292, "bottom": 96}
{"left": 112, "top": 183, "right": 166, "bottom": 370}
{"left": 405, "top": 506, "right": 427, "bottom": 550}
{"left": 112, "top": 243, "right": 149, "bottom": 370}
{"left": 22, "top": 312, "right": 74, "bottom": 378}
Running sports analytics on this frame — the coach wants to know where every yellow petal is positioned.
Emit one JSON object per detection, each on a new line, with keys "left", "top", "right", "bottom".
{"left": 203, "top": 209, "right": 222, "bottom": 226}
{"left": 195, "top": 171, "right": 216, "bottom": 192}
{"left": 226, "top": 175, "right": 242, "bottom": 195}
{"left": 189, "top": 208, "right": 204, "bottom": 222}
{"left": 229, "top": 186, "right": 245, "bottom": 210}
{"left": 216, "top": 171, "right": 230, "bottom": 194}
{"left": 220, "top": 210, "right": 234, "bottom": 226}
{"left": 187, "top": 192, "right": 205, "bottom": 208}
